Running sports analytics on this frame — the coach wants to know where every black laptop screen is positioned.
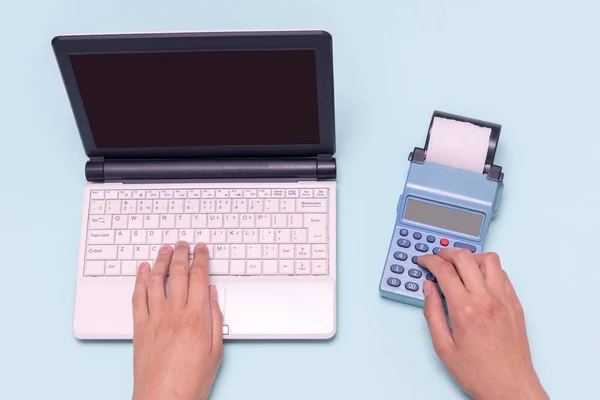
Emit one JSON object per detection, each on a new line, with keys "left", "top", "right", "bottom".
{"left": 69, "top": 49, "right": 320, "bottom": 149}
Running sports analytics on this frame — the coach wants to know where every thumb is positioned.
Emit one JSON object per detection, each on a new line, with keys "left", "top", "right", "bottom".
{"left": 209, "top": 285, "right": 224, "bottom": 354}
{"left": 423, "top": 280, "right": 455, "bottom": 359}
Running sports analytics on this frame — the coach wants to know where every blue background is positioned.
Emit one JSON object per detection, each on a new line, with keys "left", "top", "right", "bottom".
{"left": 1, "top": 0, "right": 599, "bottom": 398}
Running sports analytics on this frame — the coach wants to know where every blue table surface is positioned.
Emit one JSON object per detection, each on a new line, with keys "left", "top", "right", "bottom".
{"left": 1, "top": 0, "right": 599, "bottom": 398}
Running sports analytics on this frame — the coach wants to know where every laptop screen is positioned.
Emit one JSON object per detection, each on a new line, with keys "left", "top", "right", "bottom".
{"left": 68, "top": 49, "right": 320, "bottom": 149}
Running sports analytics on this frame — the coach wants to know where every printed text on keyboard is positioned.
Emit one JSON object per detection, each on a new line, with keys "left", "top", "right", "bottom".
{"left": 83, "top": 187, "right": 330, "bottom": 277}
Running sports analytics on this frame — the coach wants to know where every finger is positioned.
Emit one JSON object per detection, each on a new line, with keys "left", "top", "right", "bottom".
{"left": 132, "top": 263, "right": 150, "bottom": 325}
{"left": 209, "top": 285, "right": 224, "bottom": 355}
{"left": 147, "top": 245, "right": 172, "bottom": 311}
{"left": 187, "top": 243, "right": 210, "bottom": 308}
{"left": 417, "top": 254, "right": 467, "bottom": 301}
{"left": 473, "top": 252, "right": 505, "bottom": 299}
{"left": 167, "top": 241, "right": 191, "bottom": 307}
{"left": 436, "top": 248, "right": 486, "bottom": 293}
{"left": 503, "top": 270, "right": 521, "bottom": 306}
{"left": 423, "top": 280, "right": 455, "bottom": 359}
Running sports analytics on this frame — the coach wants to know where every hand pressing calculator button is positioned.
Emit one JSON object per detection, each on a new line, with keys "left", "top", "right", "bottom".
{"left": 379, "top": 110, "right": 504, "bottom": 309}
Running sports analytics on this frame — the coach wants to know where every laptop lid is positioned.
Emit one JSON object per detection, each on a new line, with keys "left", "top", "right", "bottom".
{"left": 51, "top": 30, "right": 335, "bottom": 161}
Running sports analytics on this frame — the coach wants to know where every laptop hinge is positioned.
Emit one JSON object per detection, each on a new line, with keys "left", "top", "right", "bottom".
{"left": 85, "top": 156, "right": 336, "bottom": 183}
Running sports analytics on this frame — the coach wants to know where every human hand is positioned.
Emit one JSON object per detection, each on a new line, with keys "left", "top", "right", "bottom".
{"left": 418, "top": 249, "right": 548, "bottom": 400}
{"left": 131, "top": 241, "right": 223, "bottom": 400}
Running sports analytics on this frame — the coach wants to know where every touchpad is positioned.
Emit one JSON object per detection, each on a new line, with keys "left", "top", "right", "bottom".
{"left": 223, "top": 281, "right": 335, "bottom": 338}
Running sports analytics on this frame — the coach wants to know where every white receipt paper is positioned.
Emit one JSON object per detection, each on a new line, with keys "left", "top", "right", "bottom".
{"left": 426, "top": 116, "right": 491, "bottom": 173}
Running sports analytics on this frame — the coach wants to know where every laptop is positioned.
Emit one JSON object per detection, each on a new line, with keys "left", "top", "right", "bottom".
{"left": 51, "top": 30, "right": 337, "bottom": 340}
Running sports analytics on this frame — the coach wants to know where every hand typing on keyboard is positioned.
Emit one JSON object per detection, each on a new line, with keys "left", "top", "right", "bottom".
{"left": 132, "top": 241, "right": 223, "bottom": 400}
{"left": 417, "top": 249, "right": 549, "bottom": 400}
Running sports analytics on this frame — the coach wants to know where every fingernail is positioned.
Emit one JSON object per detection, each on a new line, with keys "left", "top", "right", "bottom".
{"left": 424, "top": 281, "right": 431, "bottom": 297}
{"left": 160, "top": 245, "right": 171, "bottom": 254}
{"left": 209, "top": 285, "right": 218, "bottom": 301}
{"left": 138, "top": 263, "right": 149, "bottom": 273}
{"left": 195, "top": 242, "right": 206, "bottom": 249}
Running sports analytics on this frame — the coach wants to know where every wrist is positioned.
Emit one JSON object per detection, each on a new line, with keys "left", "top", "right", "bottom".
{"left": 480, "top": 374, "right": 548, "bottom": 400}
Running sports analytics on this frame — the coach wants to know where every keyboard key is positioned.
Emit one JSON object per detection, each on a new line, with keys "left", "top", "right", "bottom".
{"left": 399, "top": 229, "right": 408, "bottom": 236}
{"left": 387, "top": 277, "right": 401, "bottom": 287}
{"left": 296, "top": 199, "right": 326, "bottom": 213}
{"left": 84, "top": 261, "right": 105, "bottom": 276}
{"left": 295, "top": 260, "right": 310, "bottom": 275}
{"left": 117, "top": 245, "right": 133, "bottom": 260}
{"left": 88, "top": 230, "right": 114, "bottom": 245}
{"left": 304, "top": 214, "right": 326, "bottom": 243}
{"left": 405, "top": 282, "right": 419, "bottom": 292}
{"left": 263, "top": 260, "right": 278, "bottom": 275}
{"left": 413, "top": 232, "right": 422, "bottom": 240}
{"left": 229, "top": 260, "right": 245, "bottom": 275}
{"left": 89, "top": 216, "right": 111, "bottom": 229}
{"left": 279, "top": 260, "right": 294, "bottom": 274}
{"left": 133, "top": 190, "right": 145, "bottom": 199}
{"left": 292, "top": 229, "right": 307, "bottom": 243}
{"left": 90, "top": 200, "right": 105, "bottom": 214}
{"left": 300, "top": 189, "right": 313, "bottom": 197}
{"left": 390, "top": 264, "right": 404, "bottom": 274}
{"left": 286, "top": 189, "right": 299, "bottom": 198}
{"left": 160, "top": 190, "right": 173, "bottom": 198}
{"left": 415, "top": 243, "right": 429, "bottom": 252}
{"left": 426, "top": 272, "right": 437, "bottom": 283}
{"left": 394, "top": 251, "right": 408, "bottom": 261}
{"left": 272, "top": 189, "right": 285, "bottom": 198}
{"left": 433, "top": 247, "right": 440, "bottom": 254}
{"left": 247, "top": 260, "right": 261, "bottom": 275}
{"left": 311, "top": 260, "right": 327, "bottom": 275}
{"left": 258, "top": 189, "right": 271, "bottom": 198}
{"left": 134, "top": 245, "right": 149, "bottom": 259}
{"left": 312, "top": 244, "right": 327, "bottom": 258}
{"left": 216, "top": 189, "right": 229, "bottom": 198}
{"left": 210, "top": 260, "right": 229, "bottom": 275}
{"left": 427, "top": 235, "right": 436, "bottom": 243}
{"left": 454, "top": 242, "right": 476, "bottom": 253}
{"left": 87, "top": 245, "right": 117, "bottom": 260}
{"left": 440, "top": 238, "right": 449, "bottom": 246}
{"left": 315, "top": 189, "right": 327, "bottom": 198}
{"left": 90, "top": 190, "right": 104, "bottom": 200}
{"left": 105, "top": 261, "right": 121, "bottom": 276}
{"left": 121, "top": 261, "right": 137, "bottom": 276}
{"left": 105, "top": 190, "right": 119, "bottom": 199}
{"left": 119, "top": 190, "right": 132, "bottom": 199}
{"left": 408, "top": 269, "right": 422, "bottom": 278}
{"left": 412, "top": 256, "right": 418, "bottom": 264}
{"left": 397, "top": 239, "right": 411, "bottom": 248}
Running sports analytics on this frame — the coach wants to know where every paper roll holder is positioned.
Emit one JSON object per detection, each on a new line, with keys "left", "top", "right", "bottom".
{"left": 408, "top": 110, "right": 503, "bottom": 182}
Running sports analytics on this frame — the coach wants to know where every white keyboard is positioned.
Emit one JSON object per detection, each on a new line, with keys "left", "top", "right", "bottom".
{"left": 82, "top": 186, "right": 331, "bottom": 277}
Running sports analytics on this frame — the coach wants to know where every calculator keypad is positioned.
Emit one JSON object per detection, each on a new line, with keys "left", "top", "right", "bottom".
{"left": 382, "top": 226, "right": 480, "bottom": 300}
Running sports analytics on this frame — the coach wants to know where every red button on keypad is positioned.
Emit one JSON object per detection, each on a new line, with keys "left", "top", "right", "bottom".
{"left": 440, "top": 238, "right": 449, "bottom": 246}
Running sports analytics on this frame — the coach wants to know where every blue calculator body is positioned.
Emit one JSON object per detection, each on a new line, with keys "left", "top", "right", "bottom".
{"left": 379, "top": 111, "right": 504, "bottom": 307}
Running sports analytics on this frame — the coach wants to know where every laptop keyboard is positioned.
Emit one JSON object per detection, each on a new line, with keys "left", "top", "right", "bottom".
{"left": 83, "top": 187, "right": 331, "bottom": 277}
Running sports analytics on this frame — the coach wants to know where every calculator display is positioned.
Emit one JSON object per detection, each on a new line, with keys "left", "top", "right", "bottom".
{"left": 403, "top": 198, "right": 483, "bottom": 237}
